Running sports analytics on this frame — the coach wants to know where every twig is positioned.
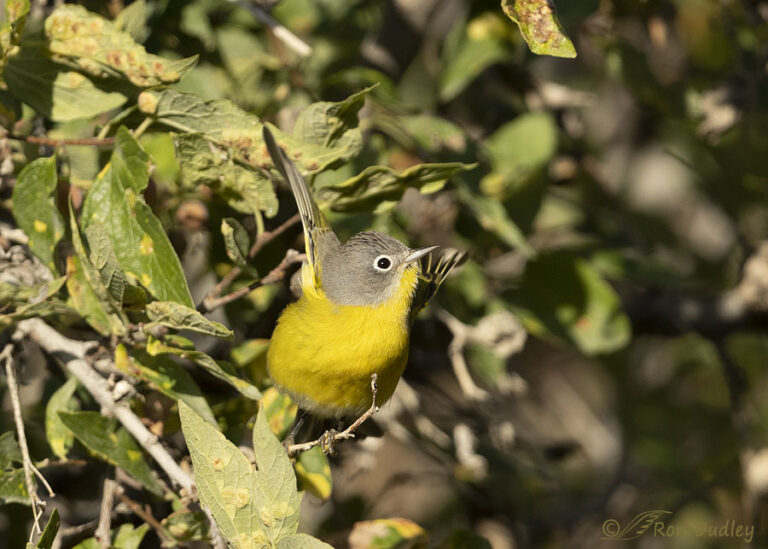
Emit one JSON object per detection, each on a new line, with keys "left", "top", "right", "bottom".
{"left": 5, "top": 134, "right": 116, "bottom": 147}
{"left": 199, "top": 249, "right": 305, "bottom": 313}
{"left": 15, "top": 319, "right": 194, "bottom": 494}
{"left": 200, "top": 214, "right": 301, "bottom": 310}
{"left": 2, "top": 344, "right": 46, "bottom": 543}
{"left": 116, "top": 489, "right": 172, "bottom": 545}
{"left": 287, "top": 373, "right": 380, "bottom": 456}
{"left": 228, "top": 0, "right": 312, "bottom": 58}
{"left": 95, "top": 477, "right": 117, "bottom": 548}
{"left": 14, "top": 319, "right": 227, "bottom": 549}
{"left": 31, "top": 464, "right": 55, "bottom": 497}
{"left": 435, "top": 309, "right": 490, "bottom": 401}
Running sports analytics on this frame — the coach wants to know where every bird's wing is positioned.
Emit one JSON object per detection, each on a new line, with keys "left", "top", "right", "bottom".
{"left": 263, "top": 125, "right": 333, "bottom": 288}
{"left": 410, "top": 249, "right": 468, "bottom": 322}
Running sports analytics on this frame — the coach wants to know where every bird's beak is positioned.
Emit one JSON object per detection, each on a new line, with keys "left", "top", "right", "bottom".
{"left": 405, "top": 246, "right": 439, "bottom": 264}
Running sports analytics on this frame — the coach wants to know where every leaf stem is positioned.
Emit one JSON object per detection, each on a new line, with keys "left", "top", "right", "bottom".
{"left": 132, "top": 117, "right": 154, "bottom": 139}
{"left": 5, "top": 134, "right": 116, "bottom": 147}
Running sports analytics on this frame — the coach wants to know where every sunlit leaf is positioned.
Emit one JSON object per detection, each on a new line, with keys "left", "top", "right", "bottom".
{"left": 58, "top": 411, "right": 163, "bottom": 495}
{"left": 0, "top": 0, "right": 29, "bottom": 77}
{"left": 147, "top": 336, "right": 261, "bottom": 400}
{"left": 11, "top": 156, "right": 64, "bottom": 273}
{"left": 114, "top": 344, "right": 216, "bottom": 426}
{"left": 276, "top": 534, "right": 334, "bottom": 549}
{"left": 319, "top": 162, "right": 475, "bottom": 212}
{"left": 81, "top": 127, "right": 194, "bottom": 307}
{"left": 261, "top": 388, "right": 298, "bottom": 440}
{"left": 45, "top": 4, "right": 196, "bottom": 86}
{"left": 348, "top": 518, "right": 428, "bottom": 549}
{"left": 501, "top": 0, "right": 576, "bottom": 58}
{"left": 5, "top": 47, "right": 127, "bottom": 122}
{"left": 33, "top": 508, "right": 60, "bottom": 549}
{"left": 45, "top": 377, "right": 80, "bottom": 459}
{"left": 145, "top": 301, "right": 234, "bottom": 340}
{"left": 295, "top": 447, "right": 332, "bottom": 501}
{"left": 84, "top": 224, "right": 126, "bottom": 304}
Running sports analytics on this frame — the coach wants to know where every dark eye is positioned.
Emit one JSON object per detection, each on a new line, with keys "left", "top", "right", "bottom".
{"left": 374, "top": 255, "right": 392, "bottom": 271}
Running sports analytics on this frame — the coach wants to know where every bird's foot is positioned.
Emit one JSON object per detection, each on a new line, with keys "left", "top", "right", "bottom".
{"left": 320, "top": 429, "right": 339, "bottom": 456}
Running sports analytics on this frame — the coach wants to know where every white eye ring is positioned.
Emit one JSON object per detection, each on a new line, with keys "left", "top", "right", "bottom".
{"left": 373, "top": 255, "right": 393, "bottom": 272}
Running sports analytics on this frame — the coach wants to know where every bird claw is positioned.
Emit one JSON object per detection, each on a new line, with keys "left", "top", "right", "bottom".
{"left": 321, "top": 429, "right": 339, "bottom": 456}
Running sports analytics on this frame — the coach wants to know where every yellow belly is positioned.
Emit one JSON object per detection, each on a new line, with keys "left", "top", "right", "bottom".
{"left": 267, "top": 271, "right": 415, "bottom": 418}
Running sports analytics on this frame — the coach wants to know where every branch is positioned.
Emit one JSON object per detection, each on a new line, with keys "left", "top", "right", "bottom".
{"left": 1, "top": 344, "right": 47, "bottom": 544}
{"left": 199, "top": 249, "right": 305, "bottom": 313}
{"left": 200, "top": 214, "right": 301, "bottom": 310}
{"left": 227, "top": 0, "right": 312, "bottom": 58}
{"left": 435, "top": 309, "right": 490, "bottom": 401}
{"left": 14, "top": 318, "right": 228, "bottom": 549}
{"left": 287, "top": 374, "right": 380, "bottom": 456}
{"left": 5, "top": 134, "right": 116, "bottom": 147}
{"left": 95, "top": 477, "right": 116, "bottom": 549}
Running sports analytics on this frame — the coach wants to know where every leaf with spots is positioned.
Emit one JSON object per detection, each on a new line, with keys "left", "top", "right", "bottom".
{"left": 501, "top": 0, "right": 576, "bottom": 58}
{"left": 58, "top": 411, "right": 162, "bottom": 495}
{"left": 147, "top": 336, "right": 261, "bottom": 400}
{"left": 84, "top": 223, "right": 125, "bottom": 304}
{"left": 11, "top": 155, "right": 65, "bottom": 274}
{"left": 81, "top": 127, "right": 194, "bottom": 307}
{"left": 348, "top": 518, "right": 428, "bottom": 549}
{"left": 260, "top": 388, "right": 298, "bottom": 440}
{"left": 175, "top": 134, "right": 278, "bottom": 218}
{"left": 145, "top": 301, "right": 234, "bottom": 340}
{"left": 114, "top": 344, "right": 216, "bottom": 426}
{"left": 67, "top": 201, "right": 127, "bottom": 336}
{"left": 318, "top": 162, "right": 475, "bottom": 212}
{"left": 179, "top": 401, "right": 302, "bottom": 548}
{"left": 44, "top": 4, "right": 197, "bottom": 87}
{"left": 45, "top": 376, "right": 80, "bottom": 459}
{"left": 0, "top": 0, "right": 29, "bottom": 77}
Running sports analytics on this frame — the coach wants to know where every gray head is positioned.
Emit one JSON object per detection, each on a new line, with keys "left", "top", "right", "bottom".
{"left": 319, "top": 231, "right": 436, "bottom": 306}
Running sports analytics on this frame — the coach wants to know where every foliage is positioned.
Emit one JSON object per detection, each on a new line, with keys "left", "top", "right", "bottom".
{"left": 1, "top": 0, "right": 767, "bottom": 547}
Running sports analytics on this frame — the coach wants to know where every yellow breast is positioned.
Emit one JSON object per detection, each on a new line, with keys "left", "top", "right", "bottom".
{"left": 267, "top": 266, "right": 418, "bottom": 417}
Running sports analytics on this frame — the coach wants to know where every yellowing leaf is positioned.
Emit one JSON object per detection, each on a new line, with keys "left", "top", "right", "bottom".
{"left": 501, "top": 0, "right": 576, "bottom": 58}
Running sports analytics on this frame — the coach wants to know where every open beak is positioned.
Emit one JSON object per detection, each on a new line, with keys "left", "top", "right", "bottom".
{"left": 405, "top": 245, "right": 439, "bottom": 264}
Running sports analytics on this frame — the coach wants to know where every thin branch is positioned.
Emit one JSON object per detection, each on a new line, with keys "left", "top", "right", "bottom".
{"left": 199, "top": 249, "right": 305, "bottom": 313}
{"left": 95, "top": 477, "right": 116, "bottom": 549}
{"left": 287, "top": 374, "right": 380, "bottom": 456}
{"left": 116, "top": 489, "right": 172, "bottom": 545}
{"left": 435, "top": 309, "right": 490, "bottom": 401}
{"left": 200, "top": 214, "right": 301, "bottom": 311}
{"left": 228, "top": 0, "right": 312, "bottom": 58}
{"left": 31, "top": 464, "right": 55, "bottom": 498}
{"left": 2, "top": 344, "right": 46, "bottom": 543}
{"left": 15, "top": 319, "right": 194, "bottom": 494}
{"left": 14, "top": 319, "right": 227, "bottom": 549}
{"left": 5, "top": 134, "right": 116, "bottom": 147}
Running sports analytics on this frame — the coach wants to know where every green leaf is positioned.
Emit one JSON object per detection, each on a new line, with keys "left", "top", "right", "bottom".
{"left": 162, "top": 506, "right": 209, "bottom": 542}
{"left": 440, "top": 14, "right": 511, "bottom": 102}
{"left": 67, "top": 202, "right": 127, "bottom": 336}
{"left": 501, "top": 0, "right": 577, "bottom": 58}
{"left": 260, "top": 388, "right": 298, "bottom": 441}
{"left": 142, "top": 87, "right": 371, "bottom": 175}
{"left": 114, "top": 344, "right": 216, "bottom": 426}
{"left": 456, "top": 184, "right": 534, "bottom": 257}
{"left": 11, "top": 156, "right": 65, "bottom": 273}
{"left": 84, "top": 224, "right": 126, "bottom": 304}
{"left": 0, "top": 431, "right": 23, "bottom": 469}
{"left": 111, "top": 523, "right": 149, "bottom": 549}
{"left": 58, "top": 411, "right": 163, "bottom": 495}
{"left": 319, "top": 162, "right": 475, "bottom": 212}
{"left": 45, "top": 4, "right": 197, "bottom": 87}
{"left": 483, "top": 111, "right": 557, "bottom": 189}
{"left": 276, "top": 534, "right": 334, "bottom": 549}
{"left": 221, "top": 217, "right": 254, "bottom": 272}
{"left": 0, "top": 0, "right": 29, "bottom": 77}
{"left": 81, "top": 127, "right": 194, "bottom": 307}
{"left": 145, "top": 301, "right": 234, "bottom": 340}
{"left": 179, "top": 401, "right": 301, "bottom": 548}
{"left": 509, "top": 253, "right": 631, "bottom": 355}
{"left": 114, "top": 0, "right": 150, "bottom": 43}
{"left": 147, "top": 336, "right": 261, "bottom": 400}
{"left": 0, "top": 468, "right": 29, "bottom": 505}
{"left": 175, "top": 134, "right": 278, "bottom": 218}
{"left": 45, "top": 377, "right": 80, "bottom": 459}
{"left": 400, "top": 114, "right": 467, "bottom": 153}
{"left": 34, "top": 508, "right": 60, "bottom": 549}
{"left": 4, "top": 46, "right": 127, "bottom": 122}
{"left": 295, "top": 447, "right": 332, "bottom": 501}
{"left": 348, "top": 518, "right": 428, "bottom": 549}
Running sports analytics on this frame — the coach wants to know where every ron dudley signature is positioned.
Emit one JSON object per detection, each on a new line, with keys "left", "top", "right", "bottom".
{"left": 601, "top": 510, "right": 754, "bottom": 543}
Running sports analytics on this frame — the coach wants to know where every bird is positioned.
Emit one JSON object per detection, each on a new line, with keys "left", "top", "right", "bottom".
{"left": 263, "top": 125, "right": 466, "bottom": 419}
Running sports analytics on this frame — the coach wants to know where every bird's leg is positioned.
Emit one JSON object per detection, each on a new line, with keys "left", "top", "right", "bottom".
{"left": 283, "top": 409, "right": 308, "bottom": 451}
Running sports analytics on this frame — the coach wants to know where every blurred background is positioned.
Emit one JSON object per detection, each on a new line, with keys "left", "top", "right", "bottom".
{"left": 3, "top": 0, "right": 768, "bottom": 547}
